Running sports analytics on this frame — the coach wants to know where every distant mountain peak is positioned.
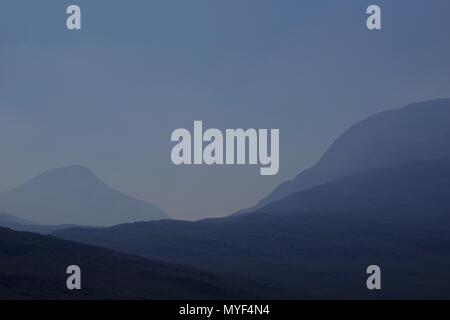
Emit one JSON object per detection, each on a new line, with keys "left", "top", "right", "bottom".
{"left": 0, "top": 165, "right": 168, "bottom": 226}
{"left": 52, "top": 164, "right": 93, "bottom": 174}
{"left": 12, "top": 165, "right": 112, "bottom": 198}
{"left": 33, "top": 164, "right": 97, "bottom": 180}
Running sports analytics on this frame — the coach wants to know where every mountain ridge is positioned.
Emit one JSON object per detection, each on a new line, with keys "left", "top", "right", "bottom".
{"left": 236, "top": 98, "right": 450, "bottom": 214}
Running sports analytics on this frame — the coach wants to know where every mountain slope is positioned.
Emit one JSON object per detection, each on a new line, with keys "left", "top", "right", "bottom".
{"left": 0, "top": 212, "right": 35, "bottom": 225}
{"left": 261, "top": 158, "right": 450, "bottom": 218}
{"left": 0, "top": 226, "right": 275, "bottom": 299}
{"left": 238, "top": 98, "right": 450, "bottom": 214}
{"left": 55, "top": 159, "right": 450, "bottom": 298}
{"left": 0, "top": 165, "right": 168, "bottom": 226}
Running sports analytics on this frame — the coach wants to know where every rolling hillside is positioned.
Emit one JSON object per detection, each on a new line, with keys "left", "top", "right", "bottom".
{"left": 55, "top": 159, "right": 450, "bottom": 298}
{"left": 0, "top": 227, "right": 275, "bottom": 299}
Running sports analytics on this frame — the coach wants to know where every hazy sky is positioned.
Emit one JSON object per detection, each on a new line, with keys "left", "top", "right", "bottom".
{"left": 1, "top": 0, "right": 450, "bottom": 220}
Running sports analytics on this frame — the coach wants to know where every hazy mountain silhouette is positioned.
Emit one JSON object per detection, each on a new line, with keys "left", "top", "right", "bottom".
{"left": 0, "top": 212, "right": 35, "bottom": 225}
{"left": 0, "top": 227, "right": 276, "bottom": 299}
{"left": 55, "top": 159, "right": 450, "bottom": 298}
{"left": 0, "top": 165, "right": 168, "bottom": 226}
{"left": 236, "top": 98, "right": 450, "bottom": 214}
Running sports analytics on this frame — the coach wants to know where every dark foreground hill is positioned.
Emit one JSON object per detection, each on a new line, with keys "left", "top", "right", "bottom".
{"left": 0, "top": 227, "right": 275, "bottom": 299}
{"left": 0, "top": 165, "right": 168, "bottom": 226}
{"left": 237, "top": 98, "right": 450, "bottom": 214}
{"left": 55, "top": 159, "right": 450, "bottom": 298}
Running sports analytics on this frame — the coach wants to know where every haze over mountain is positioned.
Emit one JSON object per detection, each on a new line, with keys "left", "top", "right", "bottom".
{"left": 0, "top": 165, "right": 168, "bottom": 226}
{"left": 0, "top": 212, "right": 34, "bottom": 225}
{"left": 55, "top": 158, "right": 450, "bottom": 298}
{"left": 54, "top": 100, "right": 450, "bottom": 298}
{"left": 2, "top": 1, "right": 450, "bottom": 219}
{"left": 0, "top": 227, "right": 273, "bottom": 299}
{"left": 0, "top": 210, "right": 97, "bottom": 235}
{"left": 237, "top": 99, "right": 450, "bottom": 214}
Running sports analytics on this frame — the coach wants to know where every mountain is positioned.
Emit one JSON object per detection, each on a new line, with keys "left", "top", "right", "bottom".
{"left": 237, "top": 98, "right": 450, "bottom": 214}
{"left": 0, "top": 212, "right": 35, "bottom": 225}
{"left": 55, "top": 159, "right": 450, "bottom": 298}
{"left": 0, "top": 226, "right": 276, "bottom": 299}
{"left": 0, "top": 165, "right": 168, "bottom": 226}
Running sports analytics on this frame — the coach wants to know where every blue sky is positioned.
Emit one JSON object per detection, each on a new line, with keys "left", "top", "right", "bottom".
{"left": 1, "top": 0, "right": 450, "bottom": 219}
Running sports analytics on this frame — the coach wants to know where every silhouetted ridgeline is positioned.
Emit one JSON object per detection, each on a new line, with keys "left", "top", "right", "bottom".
{"left": 0, "top": 165, "right": 168, "bottom": 226}
{"left": 237, "top": 98, "right": 450, "bottom": 215}
{"left": 55, "top": 159, "right": 450, "bottom": 298}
